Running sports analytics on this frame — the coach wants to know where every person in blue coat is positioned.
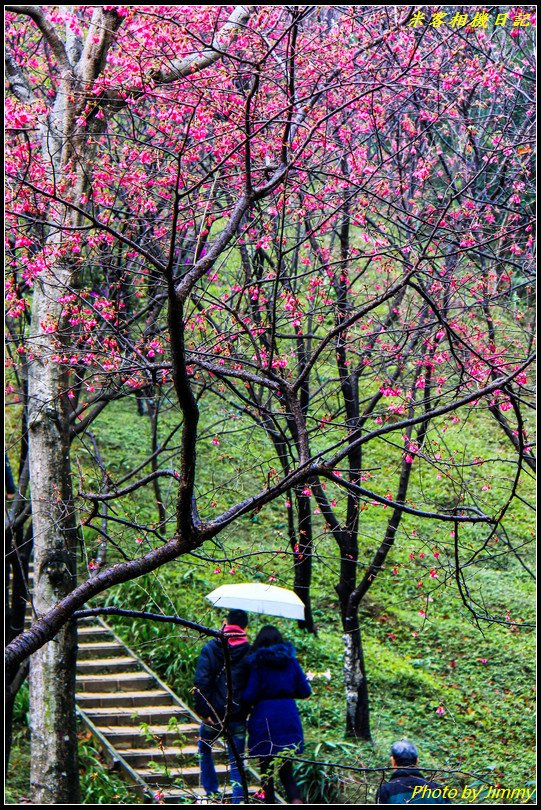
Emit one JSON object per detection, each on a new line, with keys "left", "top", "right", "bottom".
{"left": 242, "top": 625, "right": 311, "bottom": 804}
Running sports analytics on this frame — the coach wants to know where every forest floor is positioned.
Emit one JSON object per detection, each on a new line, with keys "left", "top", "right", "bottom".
{"left": 6, "top": 396, "right": 536, "bottom": 804}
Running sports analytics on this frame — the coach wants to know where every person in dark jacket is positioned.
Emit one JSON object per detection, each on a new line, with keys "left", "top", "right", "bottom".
{"left": 376, "top": 740, "right": 452, "bottom": 804}
{"left": 193, "top": 609, "right": 251, "bottom": 803}
{"left": 243, "top": 625, "right": 311, "bottom": 804}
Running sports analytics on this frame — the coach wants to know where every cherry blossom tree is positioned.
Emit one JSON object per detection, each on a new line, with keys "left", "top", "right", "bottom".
{"left": 5, "top": 5, "right": 535, "bottom": 795}
{"left": 5, "top": 4, "right": 255, "bottom": 799}
{"left": 174, "top": 7, "right": 535, "bottom": 736}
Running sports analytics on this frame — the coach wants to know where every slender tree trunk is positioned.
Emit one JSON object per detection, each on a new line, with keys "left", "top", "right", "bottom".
{"left": 27, "top": 259, "right": 80, "bottom": 803}
{"left": 5, "top": 369, "right": 32, "bottom": 766}
{"left": 336, "top": 544, "right": 371, "bottom": 740}
{"left": 335, "top": 168, "right": 370, "bottom": 738}
{"left": 292, "top": 488, "right": 315, "bottom": 633}
{"left": 5, "top": 523, "right": 33, "bottom": 767}
{"left": 343, "top": 617, "right": 371, "bottom": 740}
{"left": 7, "top": 525, "right": 32, "bottom": 643}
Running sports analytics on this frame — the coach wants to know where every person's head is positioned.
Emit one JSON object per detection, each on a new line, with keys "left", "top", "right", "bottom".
{"left": 390, "top": 740, "right": 418, "bottom": 768}
{"left": 226, "top": 609, "right": 249, "bottom": 629}
{"left": 252, "top": 624, "right": 283, "bottom": 651}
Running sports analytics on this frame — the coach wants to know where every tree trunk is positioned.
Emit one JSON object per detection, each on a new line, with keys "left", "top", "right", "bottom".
{"left": 292, "top": 489, "right": 316, "bottom": 633}
{"left": 29, "top": 622, "right": 79, "bottom": 803}
{"left": 336, "top": 543, "right": 371, "bottom": 741}
{"left": 5, "top": 377, "right": 32, "bottom": 767}
{"left": 13, "top": 11, "right": 124, "bottom": 798}
{"left": 343, "top": 621, "right": 371, "bottom": 740}
{"left": 27, "top": 264, "right": 80, "bottom": 803}
{"left": 5, "top": 522, "right": 32, "bottom": 767}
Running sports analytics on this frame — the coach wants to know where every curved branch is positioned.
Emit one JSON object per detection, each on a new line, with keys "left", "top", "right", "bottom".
{"left": 5, "top": 48, "right": 35, "bottom": 103}
{"left": 5, "top": 533, "right": 193, "bottom": 677}
{"left": 80, "top": 469, "right": 178, "bottom": 503}
{"left": 73, "top": 606, "right": 221, "bottom": 637}
{"left": 6, "top": 6, "right": 70, "bottom": 73}
{"left": 321, "top": 470, "right": 493, "bottom": 524}
{"left": 151, "top": 6, "right": 254, "bottom": 84}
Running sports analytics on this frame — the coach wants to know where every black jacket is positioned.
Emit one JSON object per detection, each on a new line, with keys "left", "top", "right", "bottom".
{"left": 193, "top": 637, "right": 251, "bottom": 724}
{"left": 376, "top": 768, "right": 452, "bottom": 804}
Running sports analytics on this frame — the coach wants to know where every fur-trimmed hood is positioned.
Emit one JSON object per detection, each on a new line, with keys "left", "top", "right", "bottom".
{"left": 247, "top": 642, "right": 296, "bottom": 668}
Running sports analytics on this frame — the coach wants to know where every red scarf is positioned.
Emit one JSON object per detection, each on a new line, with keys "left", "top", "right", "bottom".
{"left": 223, "top": 624, "right": 248, "bottom": 647}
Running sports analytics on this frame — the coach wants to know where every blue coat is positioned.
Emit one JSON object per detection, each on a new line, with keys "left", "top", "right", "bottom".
{"left": 242, "top": 642, "right": 311, "bottom": 757}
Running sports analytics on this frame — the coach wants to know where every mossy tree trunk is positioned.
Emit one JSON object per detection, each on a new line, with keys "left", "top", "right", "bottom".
{"left": 6, "top": 7, "right": 124, "bottom": 801}
{"left": 27, "top": 252, "right": 80, "bottom": 803}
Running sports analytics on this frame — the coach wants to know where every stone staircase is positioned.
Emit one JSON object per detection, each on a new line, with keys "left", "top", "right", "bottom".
{"left": 24, "top": 570, "right": 266, "bottom": 803}
{"left": 75, "top": 615, "right": 258, "bottom": 803}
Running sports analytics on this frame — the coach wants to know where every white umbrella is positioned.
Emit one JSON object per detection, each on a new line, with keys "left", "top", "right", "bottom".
{"left": 205, "top": 583, "right": 305, "bottom": 620}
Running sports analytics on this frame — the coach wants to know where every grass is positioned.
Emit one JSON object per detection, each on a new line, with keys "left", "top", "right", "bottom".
{"left": 92, "top": 389, "right": 536, "bottom": 800}
{"left": 6, "top": 352, "right": 536, "bottom": 804}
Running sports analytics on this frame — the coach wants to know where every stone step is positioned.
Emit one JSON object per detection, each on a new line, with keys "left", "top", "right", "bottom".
{"left": 76, "top": 656, "right": 140, "bottom": 673}
{"left": 121, "top": 747, "right": 187, "bottom": 768}
{"left": 78, "top": 630, "right": 113, "bottom": 644}
{"left": 77, "top": 690, "right": 175, "bottom": 709}
{"left": 78, "top": 624, "right": 111, "bottom": 638}
{"left": 85, "top": 705, "right": 192, "bottom": 726}
{"left": 121, "top": 743, "right": 224, "bottom": 768}
{"left": 78, "top": 641, "right": 127, "bottom": 659}
{"left": 76, "top": 672, "right": 156, "bottom": 692}
{"left": 19, "top": 600, "right": 268, "bottom": 801}
{"left": 137, "top": 763, "right": 229, "bottom": 787}
{"left": 97, "top": 724, "right": 201, "bottom": 750}
{"left": 160, "top": 785, "right": 261, "bottom": 803}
